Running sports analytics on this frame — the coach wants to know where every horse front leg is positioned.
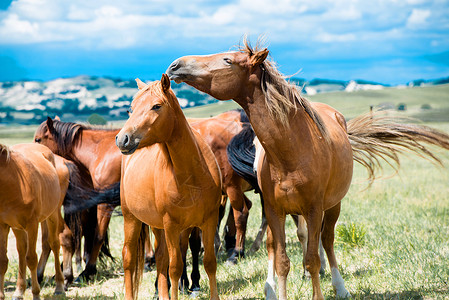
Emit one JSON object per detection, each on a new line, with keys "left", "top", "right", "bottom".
{"left": 200, "top": 215, "right": 220, "bottom": 300}
{"left": 305, "top": 209, "right": 325, "bottom": 300}
{"left": 153, "top": 228, "right": 170, "bottom": 300}
{"left": 321, "top": 203, "right": 350, "bottom": 298}
{"left": 0, "top": 225, "right": 10, "bottom": 300}
{"left": 164, "top": 220, "right": 183, "bottom": 300}
{"left": 264, "top": 203, "right": 288, "bottom": 300}
{"left": 122, "top": 212, "right": 143, "bottom": 300}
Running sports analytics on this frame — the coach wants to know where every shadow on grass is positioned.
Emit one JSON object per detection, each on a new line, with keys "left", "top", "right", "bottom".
{"left": 325, "top": 287, "right": 449, "bottom": 300}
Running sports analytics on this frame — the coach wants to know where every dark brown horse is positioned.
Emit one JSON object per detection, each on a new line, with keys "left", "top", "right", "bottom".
{"left": 0, "top": 143, "right": 65, "bottom": 300}
{"left": 116, "top": 75, "right": 222, "bottom": 300}
{"left": 166, "top": 40, "right": 449, "bottom": 299}
{"left": 34, "top": 118, "right": 121, "bottom": 282}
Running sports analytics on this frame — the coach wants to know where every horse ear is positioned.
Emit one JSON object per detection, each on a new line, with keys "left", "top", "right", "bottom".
{"left": 46, "top": 117, "right": 54, "bottom": 132}
{"left": 135, "top": 78, "right": 147, "bottom": 90}
{"left": 250, "top": 48, "right": 269, "bottom": 66}
{"left": 161, "top": 73, "right": 171, "bottom": 93}
{"left": 54, "top": 115, "right": 60, "bottom": 121}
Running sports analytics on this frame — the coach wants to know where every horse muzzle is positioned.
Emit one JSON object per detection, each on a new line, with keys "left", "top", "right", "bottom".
{"left": 115, "top": 132, "right": 139, "bottom": 155}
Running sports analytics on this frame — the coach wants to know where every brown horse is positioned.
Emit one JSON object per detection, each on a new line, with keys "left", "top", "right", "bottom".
{"left": 0, "top": 143, "right": 65, "bottom": 300}
{"left": 34, "top": 117, "right": 121, "bottom": 282}
{"left": 166, "top": 40, "right": 449, "bottom": 299}
{"left": 116, "top": 74, "right": 222, "bottom": 300}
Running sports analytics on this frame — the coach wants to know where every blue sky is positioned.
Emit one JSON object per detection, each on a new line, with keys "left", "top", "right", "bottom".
{"left": 0, "top": 0, "right": 448, "bottom": 84}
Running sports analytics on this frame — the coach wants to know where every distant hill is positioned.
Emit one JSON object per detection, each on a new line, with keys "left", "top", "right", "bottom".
{"left": 0, "top": 75, "right": 447, "bottom": 125}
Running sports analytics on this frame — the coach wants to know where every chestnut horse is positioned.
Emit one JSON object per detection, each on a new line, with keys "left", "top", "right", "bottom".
{"left": 34, "top": 117, "right": 120, "bottom": 282}
{"left": 0, "top": 143, "right": 65, "bottom": 300}
{"left": 115, "top": 75, "right": 222, "bottom": 300}
{"left": 166, "top": 40, "right": 449, "bottom": 299}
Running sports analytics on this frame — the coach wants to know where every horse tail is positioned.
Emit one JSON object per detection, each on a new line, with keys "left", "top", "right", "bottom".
{"left": 227, "top": 123, "right": 260, "bottom": 192}
{"left": 133, "top": 223, "right": 146, "bottom": 299}
{"left": 63, "top": 161, "right": 87, "bottom": 254}
{"left": 347, "top": 110, "right": 449, "bottom": 183}
{"left": 64, "top": 182, "right": 121, "bottom": 214}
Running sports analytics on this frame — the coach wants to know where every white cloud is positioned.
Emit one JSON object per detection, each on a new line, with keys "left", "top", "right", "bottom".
{"left": 407, "top": 8, "right": 431, "bottom": 28}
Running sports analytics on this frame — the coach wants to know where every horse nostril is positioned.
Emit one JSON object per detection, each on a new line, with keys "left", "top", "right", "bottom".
{"left": 123, "top": 134, "right": 129, "bottom": 147}
{"left": 169, "top": 60, "right": 180, "bottom": 72}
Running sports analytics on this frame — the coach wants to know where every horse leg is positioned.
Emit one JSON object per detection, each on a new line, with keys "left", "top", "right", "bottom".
{"left": 291, "top": 214, "right": 326, "bottom": 278}
{"left": 226, "top": 186, "right": 251, "bottom": 264}
{"left": 143, "top": 225, "right": 155, "bottom": 271}
{"left": 200, "top": 215, "right": 220, "bottom": 300}
{"left": 36, "top": 222, "right": 50, "bottom": 284}
{"left": 153, "top": 228, "right": 170, "bottom": 300}
{"left": 305, "top": 210, "right": 325, "bottom": 300}
{"left": 59, "top": 221, "right": 74, "bottom": 290}
{"left": 214, "top": 198, "right": 227, "bottom": 254}
{"left": 264, "top": 204, "right": 289, "bottom": 300}
{"left": 11, "top": 229, "right": 28, "bottom": 300}
{"left": 249, "top": 194, "right": 267, "bottom": 254}
{"left": 78, "top": 204, "right": 114, "bottom": 282}
{"left": 122, "top": 212, "right": 143, "bottom": 300}
{"left": 47, "top": 211, "right": 65, "bottom": 295}
{"left": 263, "top": 226, "right": 277, "bottom": 300}
{"left": 0, "top": 225, "right": 10, "bottom": 300}
{"left": 322, "top": 203, "right": 350, "bottom": 298}
{"left": 189, "top": 227, "right": 201, "bottom": 293}
{"left": 223, "top": 204, "right": 236, "bottom": 255}
{"left": 179, "top": 228, "right": 191, "bottom": 293}
{"left": 164, "top": 221, "right": 183, "bottom": 300}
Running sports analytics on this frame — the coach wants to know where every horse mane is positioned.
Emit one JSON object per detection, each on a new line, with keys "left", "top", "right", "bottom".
{"left": 240, "top": 39, "right": 328, "bottom": 139}
{"left": 48, "top": 120, "right": 85, "bottom": 156}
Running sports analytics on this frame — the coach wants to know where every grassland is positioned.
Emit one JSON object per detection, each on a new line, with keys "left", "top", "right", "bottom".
{"left": 1, "top": 84, "right": 449, "bottom": 299}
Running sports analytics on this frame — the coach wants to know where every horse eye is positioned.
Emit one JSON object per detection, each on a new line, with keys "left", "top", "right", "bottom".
{"left": 224, "top": 58, "right": 232, "bottom": 65}
{"left": 152, "top": 104, "right": 162, "bottom": 110}
{"left": 34, "top": 138, "right": 41, "bottom": 143}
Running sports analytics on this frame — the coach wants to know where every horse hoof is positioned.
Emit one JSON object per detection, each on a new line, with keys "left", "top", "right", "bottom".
{"left": 12, "top": 297, "right": 23, "bottom": 300}
{"left": 54, "top": 291, "right": 65, "bottom": 296}
{"left": 189, "top": 287, "right": 200, "bottom": 298}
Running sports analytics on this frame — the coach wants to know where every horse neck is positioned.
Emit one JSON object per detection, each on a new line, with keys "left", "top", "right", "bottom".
{"left": 236, "top": 88, "right": 321, "bottom": 173}
{"left": 164, "top": 109, "right": 211, "bottom": 185}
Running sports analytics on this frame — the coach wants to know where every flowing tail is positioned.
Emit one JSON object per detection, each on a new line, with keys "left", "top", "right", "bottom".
{"left": 64, "top": 180, "right": 120, "bottom": 214}
{"left": 226, "top": 123, "right": 260, "bottom": 192}
{"left": 347, "top": 110, "right": 449, "bottom": 183}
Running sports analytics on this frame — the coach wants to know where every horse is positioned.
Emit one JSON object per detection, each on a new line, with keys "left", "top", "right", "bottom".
{"left": 115, "top": 74, "right": 222, "bottom": 300}
{"left": 34, "top": 117, "right": 121, "bottom": 282}
{"left": 0, "top": 143, "right": 65, "bottom": 300}
{"left": 166, "top": 39, "right": 449, "bottom": 299}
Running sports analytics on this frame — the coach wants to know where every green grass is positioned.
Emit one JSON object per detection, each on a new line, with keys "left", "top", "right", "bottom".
{"left": 2, "top": 85, "right": 449, "bottom": 299}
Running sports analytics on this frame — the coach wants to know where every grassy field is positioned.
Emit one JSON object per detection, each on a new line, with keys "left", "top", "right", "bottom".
{"left": 1, "top": 85, "right": 449, "bottom": 299}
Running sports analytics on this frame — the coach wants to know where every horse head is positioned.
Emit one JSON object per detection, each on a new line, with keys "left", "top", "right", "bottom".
{"left": 116, "top": 74, "right": 177, "bottom": 155}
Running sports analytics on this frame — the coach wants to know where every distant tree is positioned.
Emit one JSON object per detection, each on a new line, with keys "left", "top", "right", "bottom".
{"left": 397, "top": 103, "right": 407, "bottom": 111}
{"left": 87, "top": 113, "right": 107, "bottom": 125}
{"left": 421, "top": 104, "right": 432, "bottom": 110}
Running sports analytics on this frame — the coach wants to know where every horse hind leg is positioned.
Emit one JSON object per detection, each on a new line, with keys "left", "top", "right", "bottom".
{"left": 12, "top": 229, "right": 28, "bottom": 300}
{"left": 47, "top": 211, "right": 65, "bottom": 295}
{"left": 36, "top": 222, "right": 51, "bottom": 284}
{"left": 321, "top": 203, "right": 350, "bottom": 298}
{"left": 0, "top": 225, "right": 10, "bottom": 300}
